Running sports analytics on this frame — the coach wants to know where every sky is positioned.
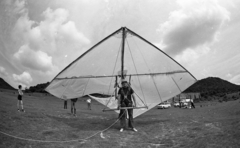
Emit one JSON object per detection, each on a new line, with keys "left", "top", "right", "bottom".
{"left": 0, "top": 0, "right": 240, "bottom": 89}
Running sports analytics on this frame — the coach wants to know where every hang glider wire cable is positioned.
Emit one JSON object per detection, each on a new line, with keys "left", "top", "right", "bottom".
{"left": 104, "top": 27, "right": 147, "bottom": 110}
{"left": 102, "top": 89, "right": 118, "bottom": 111}
{"left": 103, "top": 36, "right": 122, "bottom": 110}
{"left": 127, "top": 75, "right": 146, "bottom": 106}
{"left": 126, "top": 27, "right": 197, "bottom": 81}
{"left": 126, "top": 38, "right": 148, "bottom": 107}
{"left": 106, "top": 36, "right": 122, "bottom": 95}
{"left": 61, "top": 80, "right": 72, "bottom": 99}
{"left": 82, "top": 77, "right": 91, "bottom": 96}
{"left": 171, "top": 76, "right": 182, "bottom": 93}
{"left": 131, "top": 35, "right": 163, "bottom": 102}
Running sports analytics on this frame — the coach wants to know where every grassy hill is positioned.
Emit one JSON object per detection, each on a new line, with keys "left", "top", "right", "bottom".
{"left": 184, "top": 77, "right": 240, "bottom": 102}
{"left": 0, "top": 78, "right": 15, "bottom": 90}
{"left": 184, "top": 77, "right": 240, "bottom": 93}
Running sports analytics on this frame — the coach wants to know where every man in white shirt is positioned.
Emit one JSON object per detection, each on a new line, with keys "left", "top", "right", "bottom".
{"left": 87, "top": 98, "right": 91, "bottom": 110}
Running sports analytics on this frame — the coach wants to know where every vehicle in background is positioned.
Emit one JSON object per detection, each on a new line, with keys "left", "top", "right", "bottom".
{"left": 158, "top": 102, "right": 171, "bottom": 109}
{"left": 174, "top": 102, "right": 180, "bottom": 107}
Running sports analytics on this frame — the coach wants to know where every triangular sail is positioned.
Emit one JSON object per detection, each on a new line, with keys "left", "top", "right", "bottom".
{"left": 45, "top": 27, "right": 197, "bottom": 118}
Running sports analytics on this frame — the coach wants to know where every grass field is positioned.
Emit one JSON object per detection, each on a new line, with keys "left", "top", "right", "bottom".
{"left": 0, "top": 90, "right": 240, "bottom": 148}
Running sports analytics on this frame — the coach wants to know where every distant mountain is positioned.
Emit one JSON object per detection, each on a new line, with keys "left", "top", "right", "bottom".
{"left": 184, "top": 77, "right": 240, "bottom": 96}
{"left": 0, "top": 78, "right": 15, "bottom": 90}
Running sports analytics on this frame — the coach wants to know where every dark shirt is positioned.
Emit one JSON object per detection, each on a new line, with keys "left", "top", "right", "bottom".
{"left": 71, "top": 98, "right": 78, "bottom": 102}
{"left": 118, "top": 87, "right": 134, "bottom": 104}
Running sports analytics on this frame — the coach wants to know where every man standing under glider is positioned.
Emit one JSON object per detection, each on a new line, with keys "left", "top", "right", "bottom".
{"left": 118, "top": 79, "right": 137, "bottom": 132}
{"left": 190, "top": 98, "right": 195, "bottom": 109}
{"left": 64, "top": 100, "right": 67, "bottom": 109}
{"left": 71, "top": 98, "right": 78, "bottom": 116}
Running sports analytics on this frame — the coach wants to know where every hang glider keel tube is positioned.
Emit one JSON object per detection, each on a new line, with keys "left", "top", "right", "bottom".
{"left": 102, "top": 106, "right": 148, "bottom": 112}
{"left": 103, "top": 27, "right": 148, "bottom": 112}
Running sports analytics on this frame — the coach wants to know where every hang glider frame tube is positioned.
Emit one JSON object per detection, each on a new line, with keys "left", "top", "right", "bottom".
{"left": 102, "top": 106, "right": 148, "bottom": 112}
{"left": 102, "top": 86, "right": 148, "bottom": 112}
{"left": 54, "top": 70, "right": 188, "bottom": 80}
{"left": 126, "top": 27, "right": 197, "bottom": 81}
{"left": 45, "top": 27, "right": 197, "bottom": 91}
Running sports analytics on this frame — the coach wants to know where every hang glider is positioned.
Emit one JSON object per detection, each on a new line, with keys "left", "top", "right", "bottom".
{"left": 45, "top": 27, "right": 197, "bottom": 118}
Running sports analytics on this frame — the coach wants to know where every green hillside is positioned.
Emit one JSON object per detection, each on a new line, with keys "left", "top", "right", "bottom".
{"left": 184, "top": 77, "right": 240, "bottom": 102}
{"left": 25, "top": 82, "right": 50, "bottom": 93}
{"left": 0, "top": 78, "right": 15, "bottom": 90}
{"left": 184, "top": 77, "right": 240, "bottom": 93}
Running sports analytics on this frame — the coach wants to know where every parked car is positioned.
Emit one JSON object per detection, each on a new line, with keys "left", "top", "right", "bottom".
{"left": 174, "top": 102, "right": 180, "bottom": 107}
{"left": 158, "top": 102, "right": 171, "bottom": 109}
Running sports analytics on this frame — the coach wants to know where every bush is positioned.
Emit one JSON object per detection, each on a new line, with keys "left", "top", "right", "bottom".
{"left": 223, "top": 97, "right": 228, "bottom": 102}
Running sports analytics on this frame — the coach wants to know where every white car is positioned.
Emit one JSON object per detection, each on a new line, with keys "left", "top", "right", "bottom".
{"left": 158, "top": 102, "right": 171, "bottom": 109}
{"left": 174, "top": 102, "right": 180, "bottom": 107}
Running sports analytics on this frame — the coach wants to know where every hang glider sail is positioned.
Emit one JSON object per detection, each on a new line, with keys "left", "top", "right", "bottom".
{"left": 45, "top": 27, "right": 197, "bottom": 118}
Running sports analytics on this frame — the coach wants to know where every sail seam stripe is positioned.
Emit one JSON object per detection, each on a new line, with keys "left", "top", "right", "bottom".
{"left": 54, "top": 71, "right": 188, "bottom": 80}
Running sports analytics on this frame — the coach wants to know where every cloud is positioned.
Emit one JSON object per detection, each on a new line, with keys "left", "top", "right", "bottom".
{"left": 13, "top": 6, "right": 90, "bottom": 74}
{"left": 38, "top": 8, "right": 90, "bottom": 51}
{"left": 229, "top": 74, "right": 240, "bottom": 85}
{"left": 226, "top": 73, "right": 232, "bottom": 78}
{"left": 158, "top": 0, "right": 230, "bottom": 56}
{"left": 175, "top": 45, "right": 210, "bottom": 65}
{"left": 59, "top": 21, "right": 90, "bottom": 44}
{"left": 14, "top": 44, "right": 53, "bottom": 72}
{"left": 0, "top": 66, "right": 8, "bottom": 77}
{"left": 13, "top": 71, "right": 33, "bottom": 85}
{"left": 13, "top": 0, "right": 27, "bottom": 14}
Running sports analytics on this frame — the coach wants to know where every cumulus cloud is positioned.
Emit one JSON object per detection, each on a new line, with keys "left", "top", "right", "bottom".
{"left": 0, "top": 66, "right": 8, "bottom": 77}
{"left": 13, "top": 71, "right": 33, "bottom": 85}
{"left": 59, "top": 21, "right": 90, "bottom": 44}
{"left": 13, "top": 6, "right": 90, "bottom": 74}
{"left": 229, "top": 74, "right": 240, "bottom": 85}
{"left": 13, "top": 0, "right": 27, "bottom": 14}
{"left": 14, "top": 44, "right": 53, "bottom": 72}
{"left": 226, "top": 73, "right": 232, "bottom": 78}
{"left": 158, "top": 0, "right": 230, "bottom": 56}
{"left": 175, "top": 46, "right": 210, "bottom": 64}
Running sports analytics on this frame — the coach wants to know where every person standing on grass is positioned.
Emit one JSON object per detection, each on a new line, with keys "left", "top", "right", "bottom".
{"left": 17, "top": 85, "right": 25, "bottom": 112}
{"left": 190, "top": 98, "right": 195, "bottom": 108}
{"left": 87, "top": 98, "right": 91, "bottom": 110}
{"left": 71, "top": 98, "right": 78, "bottom": 116}
{"left": 118, "top": 79, "right": 137, "bottom": 132}
{"left": 64, "top": 100, "right": 67, "bottom": 109}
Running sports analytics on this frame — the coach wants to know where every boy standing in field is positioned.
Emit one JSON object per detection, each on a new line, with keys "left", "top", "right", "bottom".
{"left": 17, "top": 85, "right": 25, "bottom": 112}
